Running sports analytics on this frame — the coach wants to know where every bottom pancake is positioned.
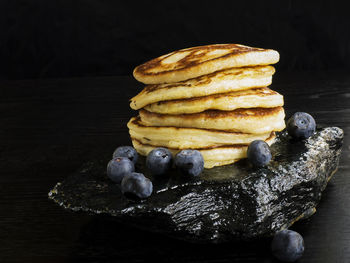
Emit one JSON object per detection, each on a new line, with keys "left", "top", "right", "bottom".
{"left": 131, "top": 133, "right": 276, "bottom": 169}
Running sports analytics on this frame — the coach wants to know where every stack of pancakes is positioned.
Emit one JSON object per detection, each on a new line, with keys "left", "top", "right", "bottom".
{"left": 128, "top": 44, "right": 285, "bottom": 168}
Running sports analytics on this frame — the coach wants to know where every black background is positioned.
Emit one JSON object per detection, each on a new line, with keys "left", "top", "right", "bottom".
{"left": 2, "top": 1, "right": 350, "bottom": 263}
{"left": 1, "top": 0, "right": 350, "bottom": 80}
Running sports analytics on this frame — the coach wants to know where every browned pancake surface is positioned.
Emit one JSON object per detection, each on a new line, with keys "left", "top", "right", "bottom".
{"left": 133, "top": 44, "right": 279, "bottom": 84}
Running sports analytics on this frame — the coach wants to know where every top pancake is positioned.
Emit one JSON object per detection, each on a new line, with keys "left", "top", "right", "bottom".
{"left": 133, "top": 44, "right": 280, "bottom": 84}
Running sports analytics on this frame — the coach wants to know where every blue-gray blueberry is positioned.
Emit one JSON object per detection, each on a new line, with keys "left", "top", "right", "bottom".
{"left": 113, "top": 146, "right": 138, "bottom": 164}
{"left": 146, "top": 147, "right": 173, "bottom": 175}
{"left": 175, "top": 149, "right": 204, "bottom": 177}
{"left": 271, "top": 229, "right": 305, "bottom": 262}
{"left": 121, "top": 172, "right": 153, "bottom": 199}
{"left": 107, "top": 157, "right": 134, "bottom": 183}
{"left": 287, "top": 112, "right": 316, "bottom": 139}
{"left": 247, "top": 140, "right": 272, "bottom": 167}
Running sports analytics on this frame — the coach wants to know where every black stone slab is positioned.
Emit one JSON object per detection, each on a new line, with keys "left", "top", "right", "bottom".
{"left": 48, "top": 127, "right": 343, "bottom": 243}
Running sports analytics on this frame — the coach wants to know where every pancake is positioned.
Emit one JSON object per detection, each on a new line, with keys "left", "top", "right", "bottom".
{"left": 130, "top": 132, "right": 276, "bottom": 169}
{"left": 139, "top": 107, "right": 285, "bottom": 134}
{"left": 128, "top": 116, "right": 272, "bottom": 148}
{"left": 130, "top": 65, "right": 275, "bottom": 110}
{"left": 144, "top": 87, "right": 284, "bottom": 114}
{"left": 133, "top": 44, "right": 279, "bottom": 84}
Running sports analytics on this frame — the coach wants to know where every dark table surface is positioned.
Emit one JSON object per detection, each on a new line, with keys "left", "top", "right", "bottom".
{"left": 1, "top": 70, "right": 349, "bottom": 263}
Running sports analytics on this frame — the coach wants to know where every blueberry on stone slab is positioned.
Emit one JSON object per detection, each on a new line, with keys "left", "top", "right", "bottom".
{"left": 247, "top": 140, "right": 272, "bottom": 167}
{"left": 175, "top": 149, "right": 204, "bottom": 177}
{"left": 107, "top": 157, "right": 135, "bottom": 183}
{"left": 271, "top": 229, "right": 305, "bottom": 262}
{"left": 287, "top": 112, "right": 316, "bottom": 140}
{"left": 146, "top": 147, "right": 173, "bottom": 176}
{"left": 113, "top": 146, "right": 138, "bottom": 165}
{"left": 121, "top": 172, "right": 153, "bottom": 199}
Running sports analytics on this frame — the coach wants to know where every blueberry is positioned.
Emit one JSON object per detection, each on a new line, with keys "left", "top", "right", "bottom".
{"left": 175, "top": 150, "right": 204, "bottom": 177}
{"left": 107, "top": 157, "right": 134, "bottom": 183}
{"left": 271, "top": 230, "right": 305, "bottom": 262}
{"left": 247, "top": 140, "right": 271, "bottom": 167}
{"left": 287, "top": 112, "right": 316, "bottom": 139}
{"left": 146, "top": 147, "right": 173, "bottom": 175}
{"left": 113, "top": 146, "right": 138, "bottom": 164}
{"left": 121, "top": 172, "right": 153, "bottom": 199}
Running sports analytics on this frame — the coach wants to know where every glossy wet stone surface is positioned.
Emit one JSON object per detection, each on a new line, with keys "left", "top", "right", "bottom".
{"left": 49, "top": 127, "right": 343, "bottom": 243}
